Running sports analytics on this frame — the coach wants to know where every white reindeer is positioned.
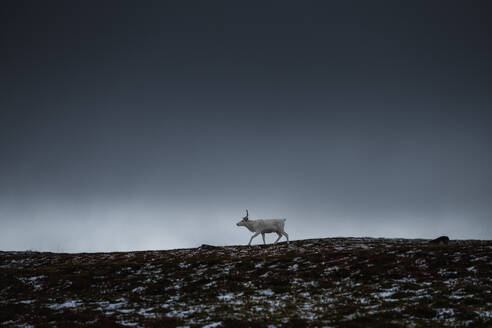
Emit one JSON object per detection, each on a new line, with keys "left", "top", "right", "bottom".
{"left": 236, "top": 209, "right": 289, "bottom": 246}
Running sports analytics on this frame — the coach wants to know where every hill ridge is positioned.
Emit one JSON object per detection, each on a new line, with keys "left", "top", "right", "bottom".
{"left": 1, "top": 237, "right": 491, "bottom": 327}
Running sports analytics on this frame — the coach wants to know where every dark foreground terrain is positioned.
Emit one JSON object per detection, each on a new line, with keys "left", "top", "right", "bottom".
{"left": 1, "top": 237, "right": 491, "bottom": 327}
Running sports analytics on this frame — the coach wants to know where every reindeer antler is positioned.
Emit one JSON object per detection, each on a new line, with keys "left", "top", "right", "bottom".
{"left": 246, "top": 209, "right": 249, "bottom": 218}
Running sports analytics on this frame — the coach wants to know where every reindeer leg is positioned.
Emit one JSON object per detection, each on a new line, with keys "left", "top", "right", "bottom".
{"left": 274, "top": 232, "right": 282, "bottom": 244}
{"left": 262, "top": 233, "right": 266, "bottom": 245}
{"left": 248, "top": 232, "right": 260, "bottom": 246}
{"left": 282, "top": 231, "right": 289, "bottom": 244}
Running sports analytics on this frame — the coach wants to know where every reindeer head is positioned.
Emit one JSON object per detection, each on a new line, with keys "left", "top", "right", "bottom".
{"left": 236, "top": 209, "right": 249, "bottom": 226}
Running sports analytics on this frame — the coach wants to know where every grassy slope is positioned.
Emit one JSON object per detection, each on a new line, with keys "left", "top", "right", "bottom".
{"left": 1, "top": 237, "right": 491, "bottom": 327}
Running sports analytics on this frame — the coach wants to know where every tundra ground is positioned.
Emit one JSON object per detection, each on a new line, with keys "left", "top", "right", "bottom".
{"left": 1, "top": 237, "right": 491, "bottom": 327}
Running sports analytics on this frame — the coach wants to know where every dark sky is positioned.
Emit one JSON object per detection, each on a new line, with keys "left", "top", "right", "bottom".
{"left": 1, "top": 1, "right": 491, "bottom": 251}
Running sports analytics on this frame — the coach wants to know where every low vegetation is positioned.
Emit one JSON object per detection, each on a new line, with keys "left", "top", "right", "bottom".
{"left": 1, "top": 237, "right": 491, "bottom": 327}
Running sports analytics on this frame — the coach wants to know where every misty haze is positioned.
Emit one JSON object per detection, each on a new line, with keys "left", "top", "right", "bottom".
{"left": 1, "top": 1, "right": 491, "bottom": 252}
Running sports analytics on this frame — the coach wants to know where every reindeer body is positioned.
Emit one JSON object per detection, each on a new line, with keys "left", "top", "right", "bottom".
{"left": 236, "top": 209, "right": 289, "bottom": 246}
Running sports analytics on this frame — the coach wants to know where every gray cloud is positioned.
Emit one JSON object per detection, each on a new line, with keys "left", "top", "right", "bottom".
{"left": 1, "top": 1, "right": 491, "bottom": 251}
